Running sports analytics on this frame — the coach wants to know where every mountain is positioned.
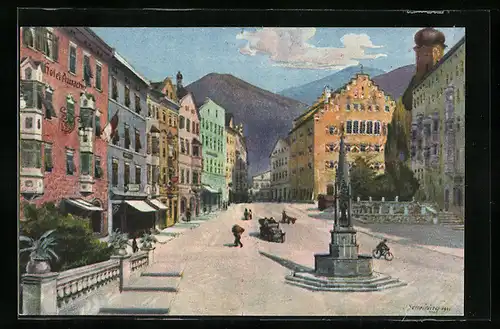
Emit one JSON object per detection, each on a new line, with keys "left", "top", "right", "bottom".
{"left": 278, "top": 65, "right": 386, "bottom": 105}
{"left": 185, "top": 73, "right": 308, "bottom": 176}
{"left": 372, "top": 64, "right": 416, "bottom": 101}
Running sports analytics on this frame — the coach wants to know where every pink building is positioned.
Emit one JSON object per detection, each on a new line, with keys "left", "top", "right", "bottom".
{"left": 176, "top": 73, "right": 202, "bottom": 217}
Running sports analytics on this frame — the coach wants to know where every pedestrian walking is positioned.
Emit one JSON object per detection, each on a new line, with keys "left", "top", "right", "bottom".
{"left": 132, "top": 236, "right": 138, "bottom": 253}
{"left": 232, "top": 224, "right": 245, "bottom": 248}
{"left": 248, "top": 209, "right": 253, "bottom": 220}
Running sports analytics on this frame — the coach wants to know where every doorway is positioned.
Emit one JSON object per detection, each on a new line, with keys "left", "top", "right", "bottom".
{"left": 444, "top": 189, "right": 450, "bottom": 211}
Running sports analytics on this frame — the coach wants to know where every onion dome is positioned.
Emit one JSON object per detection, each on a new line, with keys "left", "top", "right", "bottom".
{"left": 414, "top": 28, "right": 446, "bottom": 47}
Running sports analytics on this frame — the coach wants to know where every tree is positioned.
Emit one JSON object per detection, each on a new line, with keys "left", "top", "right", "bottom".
{"left": 19, "top": 202, "right": 113, "bottom": 273}
{"left": 385, "top": 98, "right": 410, "bottom": 164}
{"left": 350, "top": 157, "right": 377, "bottom": 199}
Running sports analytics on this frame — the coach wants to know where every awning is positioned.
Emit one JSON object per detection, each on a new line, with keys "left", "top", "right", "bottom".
{"left": 201, "top": 185, "right": 219, "bottom": 194}
{"left": 65, "top": 198, "right": 103, "bottom": 211}
{"left": 147, "top": 199, "right": 168, "bottom": 210}
{"left": 125, "top": 200, "right": 156, "bottom": 213}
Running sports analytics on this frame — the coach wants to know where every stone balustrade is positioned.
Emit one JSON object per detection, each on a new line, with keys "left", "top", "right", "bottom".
{"left": 352, "top": 196, "right": 437, "bottom": 224}
{"left": 21, "top": 248, "right": 155, "bottom": 316}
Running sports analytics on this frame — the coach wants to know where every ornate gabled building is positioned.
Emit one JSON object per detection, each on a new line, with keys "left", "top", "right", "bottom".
{"left": 225, "top": 113, "right": 249, "bottom": 203}
{"left": 20, "top": 27, "right": 113, "bottom": 236}
{"left": 289, "top": 74, "right": 396, "bottom": 201}
{"left": 404, "top": 28, "right": 465, "bottom": 216}
{"left": 150, "top": 77, "right": 180, "bottom": 227}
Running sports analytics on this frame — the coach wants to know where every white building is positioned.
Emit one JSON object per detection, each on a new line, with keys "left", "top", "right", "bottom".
{"left": 250, "top": 170, "right": 271, "bottom": 201}
{"left": 269, "top": 137, "right": 290, "bottom": 201}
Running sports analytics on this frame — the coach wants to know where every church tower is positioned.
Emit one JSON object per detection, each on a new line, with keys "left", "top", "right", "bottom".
{"left": 413, "top": 27, "right": 447, "bottom": 80}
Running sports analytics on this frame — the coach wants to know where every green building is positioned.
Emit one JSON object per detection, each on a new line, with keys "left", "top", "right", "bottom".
{"left": 198, "top": 98, "right": 227, "bottom": 211}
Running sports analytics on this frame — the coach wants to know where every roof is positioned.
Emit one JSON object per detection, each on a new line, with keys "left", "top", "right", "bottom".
{"left": 268, "top": 137, "right": 290, "bottom": 158}
{"left": 402, "top": 36, "right": 465, "bottom": 111}
{"left": 150, "top": 84, "right": 180, "bottom": 109}
{"left": 252, "top": 170, "right": 271, "bottom": 178}
{"left": 176, "top": 85, "right": 189, "bottom": 100}
{"left": 113, "top": 51, "right": 150, "bottom": 86}
{"left": 225, "top": 112, "right": 234, "bottom": 127}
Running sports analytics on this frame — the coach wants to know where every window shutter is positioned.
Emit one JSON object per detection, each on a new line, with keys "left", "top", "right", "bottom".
{"left": 95, "top": 116, "right": 101, "bottom": 136}
{"left": 23, "top": 28, "right": 32, "bottom": 47}
{"left": 34, "top": 27, "right": 43, "bottom": 50}
{"left": 52, "top": 36, "right": 59, "bottom": 61}
{"left": 136, "top": 131, "right": 142, "bottom": 150}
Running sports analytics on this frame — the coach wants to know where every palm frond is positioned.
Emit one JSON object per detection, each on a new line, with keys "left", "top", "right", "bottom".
{"left": 46, "top": 248, "right": 59, "bottom": 261}
{"left": 19, "top": 235, "right": 34, "bottom": 244}
{"left": 20, "top": 247, "right": 34, "bottom": 253}
{"left": 40, "top": 229, "right": 56, "bottom": 240}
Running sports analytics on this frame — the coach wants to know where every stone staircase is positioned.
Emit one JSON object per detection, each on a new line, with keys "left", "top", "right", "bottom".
{"left": 438, "top": 212, "right": 464, "bottom": 231}
{"left": 97, "top": 270, "right": 183, "bottom": 315}
{"left": 285, "top": 271, "right": 407, "bottom": 292}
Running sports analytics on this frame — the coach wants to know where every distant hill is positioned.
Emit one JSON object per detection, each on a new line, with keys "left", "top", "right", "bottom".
{"left": 278, "top": 65, "right": 386, "bottom": 105}
{"left": 185, "top": 73, "right": 308, "bottom": 176}
{"left": 372, "top": 64, "right": 416, "bottom": 101}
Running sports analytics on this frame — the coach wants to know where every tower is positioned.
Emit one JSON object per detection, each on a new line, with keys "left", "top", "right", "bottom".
{"left": 413, "top": 28, "right": 447, "bottom": 79}
{"left": 176, "top": 71, "right": 183, "bottom": 88}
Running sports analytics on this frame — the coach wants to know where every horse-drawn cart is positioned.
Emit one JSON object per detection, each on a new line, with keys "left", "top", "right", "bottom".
{"left": 280, "top": 211, "right": 297, "bottom": 224}
{"left": 258, "top": 218, "right": 286, "bottom": 243}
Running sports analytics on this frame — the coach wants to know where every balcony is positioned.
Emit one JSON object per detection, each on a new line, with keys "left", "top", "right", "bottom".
{"left": 20, "top": 168, "right": 44, "bottom": 196}
{"left": 79, "top": 174, "right": 95, "bottom": 194}
{"left": 79, "top": 128, "right": 94, "bottom": 153}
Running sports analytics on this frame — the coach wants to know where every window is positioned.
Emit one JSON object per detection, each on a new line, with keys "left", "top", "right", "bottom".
{"left": 179, "top": 116, "right": 185, "bottom": 129}
{"left": 181, "top": 169, "right": 185, "bottom": 184}
{"left": 83, "top": 55, "right": 92, "bottom": 86}
{"left": 186, "top": 170, "right": 190, "bottom": 184}
{"left": 147, "top": 133, "right": 152, "bottom": 154}
{"left": 169, "top": 115, "right": 172, "bottom": 126}
{"left": 20, "top": 140, "right": 41, "bottom": 169}
{"left": 433, "top": 119, "right": 439, "bottom": 132}
{"left": 374, "top": 121, "right": 381, "bottom": 135}
{"left": 346, "top": 120, "right": 352, "bottom": 134}
{"left": 66, "top": 150, "right": 75, "bottom": 175}
{"left": 95, "top": 64, "right": 102, "bottom": 90}
{"left": 147, "top": 164, "right": 152, "bottom": 184}
{"left": 112, "top": 159, "right": 118, "bottom": 186}
{"left": 135, "top": 94, "right": 141, "bottom": 114}
{"left": 44, "top": 87, "right": 56, "bottom": 119}
{"left": 353, "top": 120, "right": 359, "bottom": 134}
{"left": 25, "top": 117, "right": 33, "bottom": 129}
{"left": 163, "top": 168, "right": 167, "bottom": 184}
{"left": 111, "top": 77, "right": 118, "bottom": 101}
{"left": 186, "top": 118, "right": 191, "bottom": 132}
{"left": 124, "top": 162, "right": 130, "bottom": 186}
{"left": 95, "top": 156, "right": 103, "bottom": 179}
{"left": 21, "top": 81, "right": 44, "bottom": 110}
{"left": 153, "top": 166, "right": 159, "bottom": 184}
{"left": 193, "top": 142, "right": 199, "bottom": 156}
{"left": 360, "top": 144, "right": 366, "bottom": 152}
{"left": 196, "top": 123, "right": 200, "bottom": 135}
{"left": 329, "top": 126, "right": 335, "bottom": 135}
{"left": 69, "top": 44, "right": 77, "bottom": 74}
{"left": 44, "top": 143, "right": 53, "bottom": 172}
{"left": 346, "top": 104, "right": 351, "bottom": 111}
{"left": 80, "top": 152, "right": 92, "bottom": 176}
{"left": 148, "top": 104, "right": 152, "bottom": 117}
{"left": 134, "top": 129, "right": 142, "bottom": 153}
{"left": 367, "top": 121, "right": 373, "bottom": 134}
{"left": 135, "top": 165, "right": 141, "bottom": 184}
{"left": 79, "top": 107, "right": 93, "bottom": 129}
{"left": 353, "top": 103, "right": 359, "bottom": 111}
{"left": 180, "top": 138, "right": 186, "bottom": 153}
{"left": 186, "top": 140, "right": 190, "bottom": 155}
{"left": 385, "top": 105, "right": 390, "bottom": 112}
{"left": 360, "top": 121, "right": 366, "bottom": 134}
{"left": 22, "top": 27, "right": 34, "bottom": 48}
{"left": 124, "top": 124, "right": 131, "bottom": 149}
{"left": 124, "top": 85, "right": 130, "bottom": 108}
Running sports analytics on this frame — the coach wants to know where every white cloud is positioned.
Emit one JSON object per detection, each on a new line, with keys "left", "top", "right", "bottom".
{"left": 236, "top": 28, "right": 387, "bottom": 70}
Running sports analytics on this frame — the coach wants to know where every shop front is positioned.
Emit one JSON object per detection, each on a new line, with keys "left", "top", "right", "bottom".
{"left": 61, "top": 198, "right": 105, "bottom": 235}
{"left": 111, "top": 199, "right": 156, "bottom": 236}
{"left": 146, "top": 198, "right": 168, "bottom": 230}
{"left": 201, "top": 184, "right": 221, "bottom": 213}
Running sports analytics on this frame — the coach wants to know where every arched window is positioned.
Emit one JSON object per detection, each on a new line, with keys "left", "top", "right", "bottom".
{"left": 374, "top": 121, "right": 381, "bottom": 135}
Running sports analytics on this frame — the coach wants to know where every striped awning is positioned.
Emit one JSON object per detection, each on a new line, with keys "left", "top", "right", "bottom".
{"left": 65, "top": 198, "right": 103, "bottom": 212}
{"left": 201, "top": 185, "right": 219, "bottom": 194}
{"left": 125, "top": 200, "right": 156, "bottom": 213}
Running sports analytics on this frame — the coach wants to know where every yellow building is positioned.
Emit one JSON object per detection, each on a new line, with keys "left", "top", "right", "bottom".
{"left": 225, "top": 113, "right": 237, "bottom": 202}
{"left": 405, "top": 31, "right": 465, "bottom": 216}
{"left": 288, "top": 110, "right": 315, "bottom": 201}
{"left": 151, "top": 78, "right": 180, "bottom": 227}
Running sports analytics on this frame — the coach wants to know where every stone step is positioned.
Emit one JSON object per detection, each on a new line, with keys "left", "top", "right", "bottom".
{"left": 285, "top": 276, "right": 406, "bottom": 292}
{"left": 99, "top": 307, "right": 170, "bottom": 315}
{"left": 100, "top": 290, "right": 177, "bottom": 312}
{"left": 123, "top": 276, "right": 180, "bottom": 292}
{"left": 292, "top": 272, "right": 394, "bottom": 285}
{"left": 285, "top": 274, "right": 401, "bottom": 290}
{"left": 141, "top": 271, "right": 183, "bottom": 278}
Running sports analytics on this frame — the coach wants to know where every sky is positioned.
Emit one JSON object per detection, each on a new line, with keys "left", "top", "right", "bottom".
{"left": 92, "top": 27, "right": 465, "bottom": 93}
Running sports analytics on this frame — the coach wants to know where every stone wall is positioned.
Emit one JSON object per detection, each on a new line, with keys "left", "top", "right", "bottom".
{"left": 352, "top": 197, "right": 437, "bottom": 224}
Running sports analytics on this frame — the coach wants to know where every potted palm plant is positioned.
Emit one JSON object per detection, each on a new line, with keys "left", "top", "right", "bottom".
{"left": 20, "top": 229, "right": 59, "bottom": 274}
{"left": 108, "top": 229, "right": 130, "bottom": 256}
{"left": 140, "top": 232, "right": 158, "bottom": 250}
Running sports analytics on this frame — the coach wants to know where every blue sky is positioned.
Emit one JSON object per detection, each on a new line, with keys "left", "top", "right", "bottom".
{"left": 92, "top": 27, "right": 465, "bottom": 93}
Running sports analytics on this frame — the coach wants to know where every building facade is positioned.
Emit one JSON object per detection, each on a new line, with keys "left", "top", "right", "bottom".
{"left": 250, "top": 170, "right": 271, "bottom": 201}
{"left": 145, "top": 89, "right": 168, "bottom": 228}
{"left": 225, "top": 114, "right": 237, "bottom": 203}
{"left": 176, "top": 72, "right": 203, "bottom": 218}
{"left": 408, "top": 33, "right": 465, "bottom": 216}
{"left": 288, "top": 111, "right": 315, "bottom": 201}
{"left": 151, "top": 78, "right": 180, "bottom": 227}
{"left": 106, "top": 51, "right": 153, "bottom": 235}
{"left": 199, "top": 98, "right": 227, "bottom": 211}
{"left": 20, "top": 27, "right": 112, "bottom": 235}
{"left": 270, "top": 137, "right": 290, "bottom": 201}
{"left": 233, "top": 126, "right": 249, "bottom": 203}
{"left": 313, "top": 78, "right": 395, "bottom": 197}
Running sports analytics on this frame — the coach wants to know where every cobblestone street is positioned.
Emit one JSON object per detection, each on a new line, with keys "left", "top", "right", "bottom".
{"left": 103, "top": 202, "right": 464, "bottom": 316}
